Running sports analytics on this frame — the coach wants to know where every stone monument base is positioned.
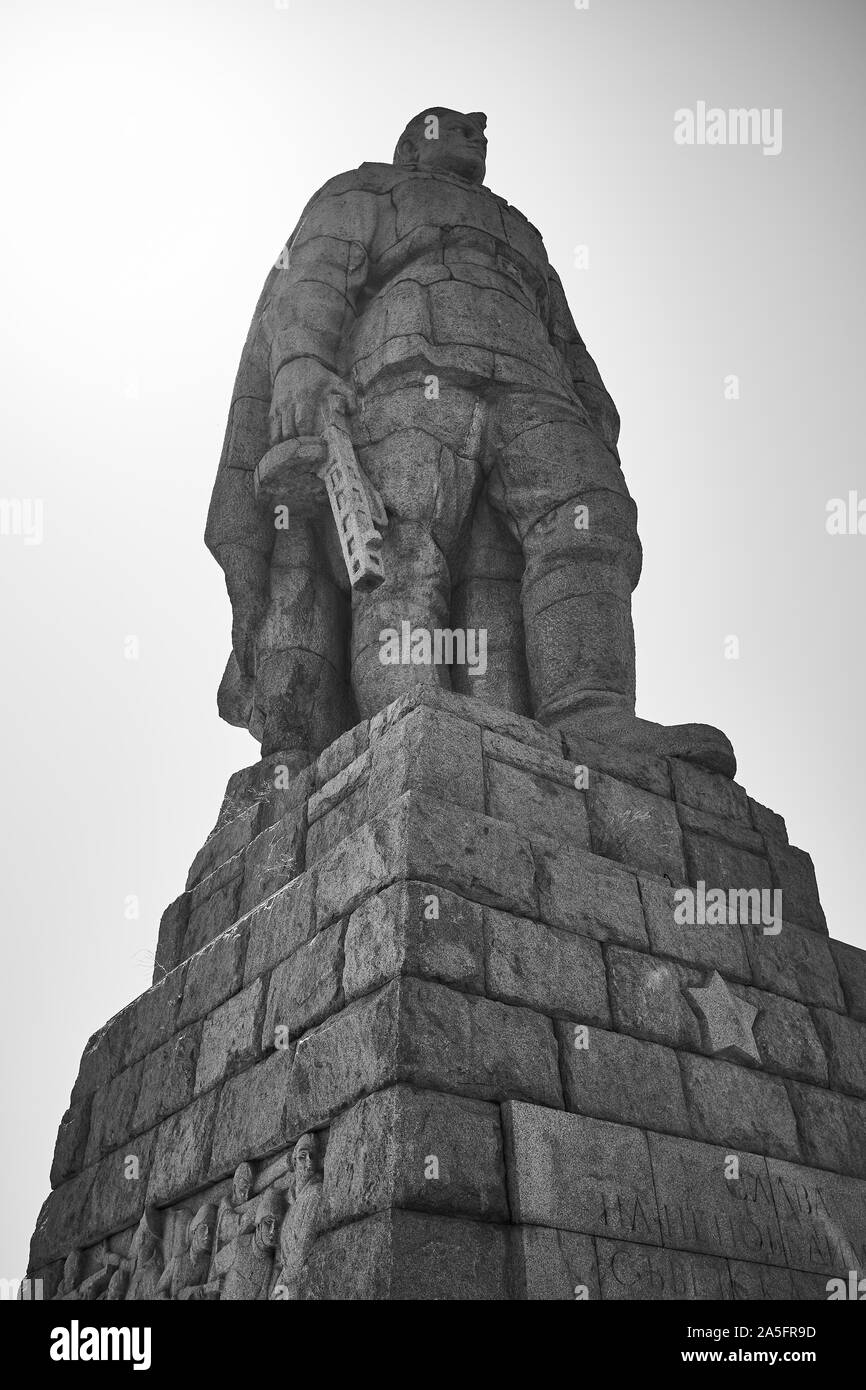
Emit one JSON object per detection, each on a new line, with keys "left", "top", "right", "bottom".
{"left": 28, "top": 688, "right": 866, "bottom": 1299}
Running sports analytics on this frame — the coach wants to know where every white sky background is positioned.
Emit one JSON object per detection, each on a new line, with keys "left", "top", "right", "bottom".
{"left": 1, "top": 0, "right": 863, "bottom": 1279}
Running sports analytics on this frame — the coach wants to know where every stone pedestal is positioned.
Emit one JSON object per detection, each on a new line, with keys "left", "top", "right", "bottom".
{"left": 29, "top": 689, "right": 866, "bottom": 1299}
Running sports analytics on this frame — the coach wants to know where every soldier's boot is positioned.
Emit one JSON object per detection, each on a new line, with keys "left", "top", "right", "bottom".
{"left": 521, "top": 503, "right": 736, "bottom": 779}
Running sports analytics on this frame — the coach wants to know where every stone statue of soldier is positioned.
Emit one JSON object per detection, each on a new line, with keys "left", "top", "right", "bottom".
{"left": 124, "top": 1206, "right": 164, "bottom": 1301}
{"left": 209, "top": 1160, "right": 255, "bottom": 1281}
{"left": 156, "top": 1203, "right": 220, "bottom": 1301}
{"left": 213, "top": 1188, "right": 283, "bottom": 1300}
{"left": 207, "top": 107, "right": 735, "bottom": 778}
{"left": 269, "top": 1132, "right": 323, "bottom": 1300}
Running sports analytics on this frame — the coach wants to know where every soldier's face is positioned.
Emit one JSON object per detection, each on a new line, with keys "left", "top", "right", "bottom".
{"left": 415, "top": 114, "right": 487, "bottom": 183}
{"left": 258, "top": 1215, "right": 278, "bottom": 1248}
{"left": 294, "top": 1144, "right": 314, "bottom": 1190}
{"left": 192, "top": 1223, "right": 210, "bottom": 1254}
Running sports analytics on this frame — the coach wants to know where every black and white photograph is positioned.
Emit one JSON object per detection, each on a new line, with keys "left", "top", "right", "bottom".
{"left": 2, "top": 0, "right": 864, "bottom": 1356}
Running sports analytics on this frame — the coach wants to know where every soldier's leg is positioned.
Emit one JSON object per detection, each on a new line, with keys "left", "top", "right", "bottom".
{"left": 491, "top": 394, "right": 736, "bottom": 776}
{"left": 349, "top": 381, "right": 483, "bottom": 718}
{"left": 254, "top": 519, "right": 353, "bottom": 759}
{"left": 450, "top": 492, "right": 532, "bottom": 715}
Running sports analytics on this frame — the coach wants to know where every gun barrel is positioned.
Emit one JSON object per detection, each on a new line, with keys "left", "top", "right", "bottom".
{"left": 321, "top": 420, "right": 385, "bottom": 592}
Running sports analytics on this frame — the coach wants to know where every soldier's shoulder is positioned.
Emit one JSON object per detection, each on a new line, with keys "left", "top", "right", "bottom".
{"left": 308, "top": 163, "right": 400, "bottom": 202}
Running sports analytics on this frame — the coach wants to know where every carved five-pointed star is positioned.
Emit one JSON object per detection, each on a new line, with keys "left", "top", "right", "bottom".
{"left": 686, "top": 970, "right": 761, "bottom": 1064}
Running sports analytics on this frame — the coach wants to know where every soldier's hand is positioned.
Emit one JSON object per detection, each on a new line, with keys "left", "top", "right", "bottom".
{"left": 269, "top": 358, "right": 356, "bottom": 442}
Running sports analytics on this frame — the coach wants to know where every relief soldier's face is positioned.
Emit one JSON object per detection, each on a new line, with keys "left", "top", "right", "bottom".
{"left": 258, "top": 1215, "right": 278, "bottom": 1248}
{"left": 192, "top": 1223, "right": 210, "bottom": 1255}
{"left": 294, "top": 1144, "right": 315, "bottom": 1190}
{"left": 414, "top": 113, "right": 487, "bottom": 184}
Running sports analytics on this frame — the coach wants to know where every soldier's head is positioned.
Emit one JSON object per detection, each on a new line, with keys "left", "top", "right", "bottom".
{"left": 292, "top": 1132, "right": 320, "bottom": 1194}
{"left": 254, "top": 1190, "right": 283, "bottom": 1250}
{"left": 232, "top": 1161, "right": 253, "bottom": 1207}
{"left": 393, "top": 108, "right": 487, "bottom": 184}
{"left": 188, "top": 1203, "right": 216, "bottom": 1258}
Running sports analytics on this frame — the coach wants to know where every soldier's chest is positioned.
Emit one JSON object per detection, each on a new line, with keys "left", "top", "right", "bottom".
{"left": 385, "top": 174, "right": 548, "bottom": 272}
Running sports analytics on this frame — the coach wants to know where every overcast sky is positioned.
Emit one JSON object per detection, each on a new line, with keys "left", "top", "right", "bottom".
{"left": 1, "top": 0, "right": 864, "bottom": 1281}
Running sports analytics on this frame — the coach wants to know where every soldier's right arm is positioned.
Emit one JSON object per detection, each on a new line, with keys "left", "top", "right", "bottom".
{"left": 262, "top": 174, "right": 379, "bottom": 437}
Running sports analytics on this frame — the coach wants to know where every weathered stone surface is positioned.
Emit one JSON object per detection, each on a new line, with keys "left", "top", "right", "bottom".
{"left": 291, "top": 983, "right": 401, "bottom": 1126}
{"left": 766, "top": 1158, "right": 866, "bottom": 1276}
{"left": 309, "top": 747, "right": 370, "bottom": 821}
{"left": 677, "top": 802, "right": 764, "bottom": 855}
{"left": 748, "top": 797, "right": 788, "bottom": 845}
{"left": 397, "top": 978, "right": 562, "bottom": 1106}
{"left": 263, "top": 922, "right": 344, "bottom": 1045}
{"left": 766, "top": 842, "right": 827, "bottom": 933}
{"left": 596, "top": 1239, "right": 732, "bottom": 1300}
{"left": 147, "top": 1088, "right": 221, "bottom": 1205}
{"left": 87, "top": 1130, "right": 159, "bottom": 1243}
{"left": 534, "top": 844, "right": 647, "bottom": 948}
{"left": 209, "top": 1049, "right": 296, "bottom": 1178}
{"left": 485, "top": 756, "right": 590, "bottom": 846}
{"left": 557, "top": 1023, "right": 689, "bottom": 1135}
{"left": 588, "top": 773, "right": 687, "bottom": 881}
{"left": 30, "top": 1168, "right": 97, "bottom": 1267}
{"left": 179, "top": 923, "right": 247, "bottom": 1026}
{"left": 514, "top": 1226, "right": 599, "bottom": 1300}
{"left": 640, "top": 875, "right": 750, "bottom": 981}
{"left": 216, "top": 754, "right": 313, "bottom": 834}
{"left": 369, "top": 686, "right": 562, "bottom": 759}
{"left": 304, "top": 1208, "right": 511, "bottom": 1300}
{"left": 739, "top": 986, "right": 827, "bottom": 1085}
{"left": 323, "top": 1085, "right": 508, "bottom": 1225}
{"left": 238, "top": 809, "right": 305, "bottom": 916}
{"left": 788, "top": 1083, "right": 866, "bottom": 1178}
{"left": 744, "top": 921, "right": 844, "bottom": 1009}
{"left": 486, "top": 909, "right": 609, "bottom": 1023}
{"left": 482, "top": 728, "right": 575, "bottom": 790}
{"left": 343, "top": 880, "right": 485, "bottom": 1000}
{"left": 50, "top": 1099, "right": 92, "bottom": 1188}
{"left": 607, "top": 947, "right": 701, "bottom": 1050}
{"left": 184, "top": 874, "right": 242, "bottom": 957}
{"left": 830, "top": 938, "right": 866, "bottom": 1022}
{"left": 243, "top": 871, "right": 317, "bottom": 983}
{"left": 152, "top": 892, "right": 189, "bottom": 981}
{"left": 71, "top": 1011, "right": 130, "bottom": 1104}
{"left": 504, "top": 1102, "right": 661, "bottom": 1246}
{"left": 306, "top": 782, "right": 368, "bottom": 862}
{"left": 368, "top": 705, "right": 484, "bottom": 814}
{"left": 562, "top": 732, "right": 671, "bottom": 798}
{"left": 134, "top": 1027, "right": 201, "bottom": 1132}
{"left": 403, "top": 792, "right": 538, "bottom": 915}
{"left": 121, "top": 965, "right": 187, "bottom": 1070}
{"left": 195, "top": 978, "right": 267, "bottom": 1093}
{"left": 728, "top": 1261, "right": 831, "bottom": 1300}
{"left": 186, "top": 802, "right": 262, "bottom": 891}
{"left": 315, "top": 719, "right": 370, "bottom": 789}
{"left": 669, "top": 760, "right": 750, "bottom": 823}
{"left": 313, "top": 800, "right": 407, "bottom": 927}
{"left": 682, "top": 832, "right": 772, "bottom": 897}
{"left": 85, "top": 1060, "right": 145, "bottom": 1165}
{"left": 648, "top": 1132, "right": 787, "bottom": 1266}
{"left": 810, "top": 1008, "right": 866, "bottom": 1097}
{"left": 679, "top": 1054, "right": 801, "bottom": 1162}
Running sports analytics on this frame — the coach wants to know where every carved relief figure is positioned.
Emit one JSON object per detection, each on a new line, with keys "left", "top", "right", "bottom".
{"left": 210, "top": 1161, "right": 255, "bottom": 1279}
{"left": 125, "top": 1206, "right": 165, "bottom": 1301}
{"left": 156, "top": 1203, "right": 220, "bottom": 1301}
{"left": 270, "top": 1132, "right": 323, "bottom": 1300}
{"left": 214, "top": 1189, "right": 283, "bottom": 1300}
